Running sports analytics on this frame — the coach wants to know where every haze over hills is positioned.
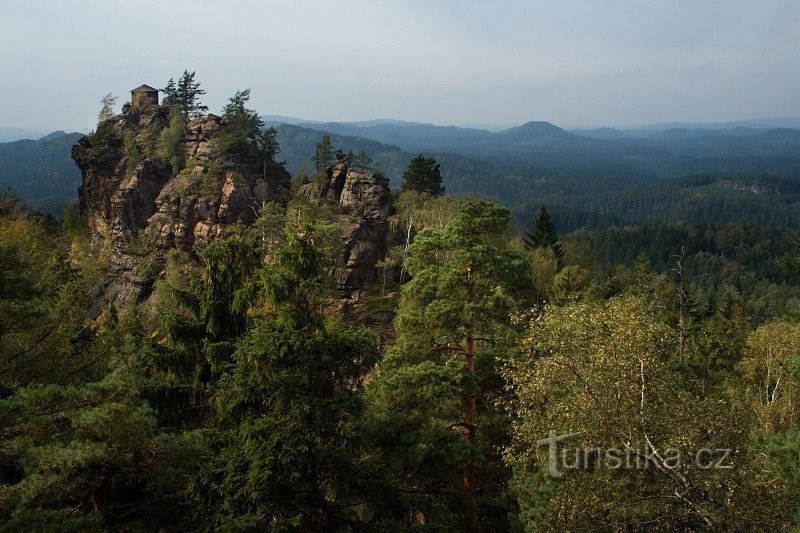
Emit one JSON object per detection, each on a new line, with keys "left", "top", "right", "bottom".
{"left": 3, "top": 116, "right": 800, "bottom": 230}
{"left": 0, "top": 127, "right": 54, "bottom": 143}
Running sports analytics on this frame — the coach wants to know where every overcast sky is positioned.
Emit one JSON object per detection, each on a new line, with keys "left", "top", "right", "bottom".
{"left": 2, "top": 0, "right": 799, "bottom": 131}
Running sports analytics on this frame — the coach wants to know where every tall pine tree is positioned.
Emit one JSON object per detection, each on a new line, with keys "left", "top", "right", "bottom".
{"left": 365, "top": 200, "right": 533, "bottom": 530}
{"left": 162, "top": 70, "right": 208, "bottom": 121}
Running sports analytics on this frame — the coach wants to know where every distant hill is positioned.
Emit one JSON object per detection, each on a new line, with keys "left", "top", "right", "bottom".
{"left": 0, "top": 127, "right": 52, "bottom": 143}
{"left": 4, "top": 117, "right": 800, "bottom": 227}
{"left": 0, "top": 132, "right": 84, "bottom": 214}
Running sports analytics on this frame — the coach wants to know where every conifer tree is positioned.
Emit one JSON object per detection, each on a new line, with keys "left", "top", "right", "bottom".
{"left": 524, "top": 204, "right": 564, "bottom": 269}
{"left": 311, "top": 134, "right": 336, "bottom": 177}
{"left": 353, "top": 149, "right": 374, "bottom": 173}
{"left": 162, "top": 70, "right": 208, "bottom": 120}
{"left": 155, "top": 226, "right": 258, "bottom": 425}
{"left": 365, "top": 200, "right": 533, "bottom": 530}
{"left": 97, "top": 93, "right": 117, "bottom": 123}
{"left": 260, "top": 126, "right": 280, "bottom": 170}
{"left": 215, "top": 89, "right": 263, "bottom": 157}
{"left": 197, "top": 225, "right": 379, "bottom": 529}
{"left": 401, "top": 154, "right": 445, "bottom": 196}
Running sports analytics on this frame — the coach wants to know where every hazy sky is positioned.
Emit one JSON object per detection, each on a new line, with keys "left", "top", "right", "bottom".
{"left": 2, "top": 0, "right": 799, "bottom": 131}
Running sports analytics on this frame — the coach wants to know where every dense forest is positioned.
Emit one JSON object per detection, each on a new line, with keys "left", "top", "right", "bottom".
{"left": 2, "top": 74, "right": 800, "bottom": 531}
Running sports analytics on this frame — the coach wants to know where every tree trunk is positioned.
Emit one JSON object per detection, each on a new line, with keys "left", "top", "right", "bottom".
{"left": 463, "top": 265, "right": 477, "bottom": 532}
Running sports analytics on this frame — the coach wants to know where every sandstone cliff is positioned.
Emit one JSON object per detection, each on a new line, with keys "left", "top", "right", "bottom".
{"left": 314, "top": 156, "right": 394, "bottom": 303}
{"left": 73, "top": 104, "right": 393, "bottom": 311}
{"left": 73, "top": 105, "right": 290, "bottom": 306}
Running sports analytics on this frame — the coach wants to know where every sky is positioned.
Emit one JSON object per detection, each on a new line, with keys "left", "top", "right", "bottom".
{"left": 2, "top": 0, "right": 799, "bottom": 132}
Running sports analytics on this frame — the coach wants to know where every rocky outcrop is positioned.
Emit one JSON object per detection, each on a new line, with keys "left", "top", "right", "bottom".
{"left": 73, "top": 105, "right": 290, "bottom": 306}
{"left": 306, "top": 154, "right": 394, "bottom": 304}
{"left": 74, "top": 102, "right": 393, "bottom": 312}
{"left": 717, "top": 180, "right": 785, "bottom": 196}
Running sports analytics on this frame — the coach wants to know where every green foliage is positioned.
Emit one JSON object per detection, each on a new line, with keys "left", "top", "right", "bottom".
{"left": 353, "top": 149, "right": 374, "bottom": 173}
{"left": 259, "top": 125, "right": 283, "bottom": 176}
{"left": 214, "top": 89, "right": 263, "bottom": 158}
{"left": 0, "top": 202, "right": 109, "bottom": 388}
{"left": 365, "top": 200, "right": 533, "bottom": 528}
{"left": 195, "top": 226, "right": 380, "bottom": 529}
{"left": 504, "top": 293, "right": 761, "bottom": 530}
{"left": 401, "top": 154, "right": 445, "bottom": 196}
{"left": 152, "top": 226, "right": 258, "bottom": 428}
{"left": 0, "top": 324, "right": 201, "bottom": 531}
{"left": 97, "top": 93, "right": 117, "bottom": 124}
{"left": 524, "top": 204, "right": 564, "bottom": 269}
{"left": 162, "top": 70, "right": 208, "bottom": 120}
{"left": 156, "top": 105, "right": 186, "bottom": 175}
{"left": 311, "top": 134, "right": 336, "bottom": 178}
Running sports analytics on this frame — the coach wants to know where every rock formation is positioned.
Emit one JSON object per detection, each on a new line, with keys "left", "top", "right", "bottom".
{"left": 73, "top": 104, "right": 393, "bottom": 312}
{"left": 73, "top": 105, "right": 290, "bottom": 306}
{"left": 306, "top": 152, "right": 394, "bottom": 306}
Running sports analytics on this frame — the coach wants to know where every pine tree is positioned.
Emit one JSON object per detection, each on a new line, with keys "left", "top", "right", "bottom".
{"left": 215, "top": 89, "right": 263, "bottom": 156}
{"left": 365, "top": 200, "right": 533, "bottom": 530}
{"left": 162, "top": 70, "right": 208, "bottom": 120}
{"left": 524, "top": 204, "right": 564, "bottom": 269}
{"left": 401, "top": 154, "right": 445, "bottom": 196}
{"left": 97, "top": 93, "right": 117, "bottom": 123}
{"left": 311, "top": 134, "right": 336, "bottom": 177}
{"left": 353, "top": 149, "right": 373, "bottom": 173}
{"left": 260, "top": 126, "right": 280, "bottom": 170}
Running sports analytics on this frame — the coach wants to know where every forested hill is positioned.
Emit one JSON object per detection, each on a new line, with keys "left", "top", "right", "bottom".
{"left": 271, "top": 124, "right": 800, "bottom": 231}
{"left": 3, "top": 121, "right": 800, "bottom": 231}
{"left": 0, "top": 131, "right": 83, "bottom": 214}
{"left": 268, "top": 118, "right": 800, "bottom": 178}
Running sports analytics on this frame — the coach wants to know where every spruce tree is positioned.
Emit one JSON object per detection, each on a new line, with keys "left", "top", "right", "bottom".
{"left": 401, "top": 154, "right": 444, "bottom": 196}
{"left": 197, "top": 225, "right": 379, "bottom": 529}
{"left": 524, "top": 204, "right": 564, "bottom": 269}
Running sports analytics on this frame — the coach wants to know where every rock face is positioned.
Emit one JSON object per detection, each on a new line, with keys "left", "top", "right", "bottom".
{"left": 307, "top": 154, "right": 394, "bottom": 303}
{"left": 73, "top": 105, "right": 393, "bottom": 312}
{"left": 73, "top": 105, "right": 291, "bottom": 306}
{"left": 718, "top": 180, "right": 785, "bottom": 196}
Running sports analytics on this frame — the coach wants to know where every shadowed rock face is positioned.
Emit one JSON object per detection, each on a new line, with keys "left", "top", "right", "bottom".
{"left": 73, "top": 106, "right": 291, "bottom": 307}
{"left": 306, "top": 158, "right": 395, "bottom": 304}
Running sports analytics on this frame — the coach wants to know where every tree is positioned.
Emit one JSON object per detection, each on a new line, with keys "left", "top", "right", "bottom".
{"left": 196, "top": 226, "right": 380, "bottom": 529}
{"left": 310, "top": 134, "right": 336, "bottom": 178}
{"left": 524, "top": 204, "right": 564, "bottom": 270}
{"left": 162, "top": 70, "right": 208, "bottom": 121}
{"left": 365, "top": 200, "right": 533, "bottom": 530}
{"left": 0, "top": 310, "right": 201, "bottom": 531}
{"left": 156, "top": 105, "right": 186, "bottom": 175}
{"left": 97, "top": 93, "right": 117, "bottom": 123}
{"left": 260, "top": 126, "right": 280, "bottom": 162}
{"left": 504, "top": 293, "right": 764, "bottom": 531}
{"left": 215, "top": 89, "right": 263, "bottom": 157}
{"left": 401, "top": 154, "right": 444, "bottom": 196}
{"left": 353, "top": 149, "right": 373, "bottom": 173}
{"left": 153, "top": 226, "right": 258, "bottom": 426}
{"left": 259, "top": 126, "right": 281, "bottom": 175}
